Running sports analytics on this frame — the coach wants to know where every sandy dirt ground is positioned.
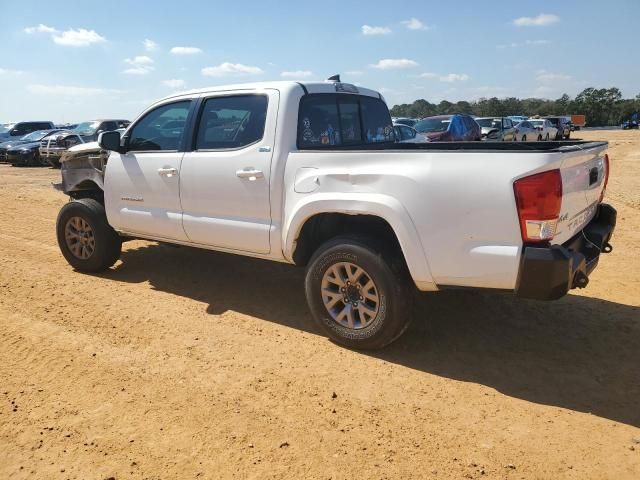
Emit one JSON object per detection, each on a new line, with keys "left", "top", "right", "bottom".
{"left": 1, "top": 129, "right": 639, "bottom": 479}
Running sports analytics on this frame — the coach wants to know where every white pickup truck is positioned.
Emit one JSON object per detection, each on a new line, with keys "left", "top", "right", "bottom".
{"left": 55, "top": 78, "right": 616, "bottom": 349}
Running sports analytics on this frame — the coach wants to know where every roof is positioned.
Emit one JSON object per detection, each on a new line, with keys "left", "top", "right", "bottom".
{"left": 158, "top": 80, "right": 382, "bottom": 104}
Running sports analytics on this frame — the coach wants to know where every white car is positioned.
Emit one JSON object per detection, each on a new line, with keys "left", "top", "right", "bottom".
{"left": 393, "top": 124, "right": 429, "bottom": 143}
{"left": 529, "top": 119, "right": 558, "bottom": 141}
{"left": 54, "top": 78, "right": 616, "bottom": 349}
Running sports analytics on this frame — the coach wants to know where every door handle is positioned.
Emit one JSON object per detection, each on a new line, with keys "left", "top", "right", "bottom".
{"left": 157, "top": 167, "right": 178, "bottom": 177}
{"left": 236, "top": 168, "right": 264, "bottom": 180}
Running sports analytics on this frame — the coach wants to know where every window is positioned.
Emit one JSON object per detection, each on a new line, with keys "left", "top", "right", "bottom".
{"left": 196, "top": 95, "right": 268, "bottom": 150}
{"left": 128, "top": 101, "right": 191, "bottom": 151}
{"left": 400, "top": 126, "right": 415, "bottom": 139}
{"left": 298, "top": 94, "right": 394, "bottom": 148}
{"left": 360, "top": 96, "right": 394, "bottom": 144}
{"left": 101, "top": 121, "right": 118, "bottom": 132}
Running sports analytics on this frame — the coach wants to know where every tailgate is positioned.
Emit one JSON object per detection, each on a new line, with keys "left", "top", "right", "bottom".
{"left": 554, "top": 143, "right": 608, "bottom": 244}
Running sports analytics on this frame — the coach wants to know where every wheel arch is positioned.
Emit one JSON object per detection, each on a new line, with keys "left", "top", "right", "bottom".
{"left": 283, "top": 194, "right": 436, "bottom": 290}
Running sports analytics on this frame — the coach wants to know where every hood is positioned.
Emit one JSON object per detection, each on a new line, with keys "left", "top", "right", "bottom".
{"left": 60, "top": 141, "right": 105, "bottom": 164}
{"left": 7, "top": 140, "right": 41, "bottom": 152}
{"left": 0, "top": 139, "right": 30, "bottom": 150}
{"left": 426, "top": 131, "right": 449, "bottom": 141}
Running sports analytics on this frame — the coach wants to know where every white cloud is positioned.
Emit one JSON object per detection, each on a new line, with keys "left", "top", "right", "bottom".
{"left": 24, "top": 24, "right": 106, "bottom": 47}
{"left": 0, "top": 68, "right": 24, "bottom": 76}
{"left": 526, "top": 39, "right": 550, "bottom": 45}
{"left": 144, "top": 39, "right": 158, "bottom": 52}
{"left": 123, "top": 56, "right": 154, "bottom": 75}
{"left": 202, "top": 62, "right": 264, "bottom": 76}
{"left": 52, "top": 28, "right": 106, "bottom": 46}
{"left": 170, "top": 46, "right": 202, "bottom": 55}
{"left": 370, "top": 58, "right": 418, "bottom": 70}
{"left": 513, "top": 13, "right": 560, "bottom": 27}
{"left": 536, "top": 71, "right": 571, "bottom": 82}
{"left": 26, "top": 84, "right": 118, "bottom": 96}
{"left": 24, "top": 24, "right": 59, "bottom": 34}
{"left": 420, "top": 72, "right": 469, "bottom": 82}
{"left": 162, "top": 79, "right": 186, "bottom": 89}
{"left": 125, "top": 56, "right": 154, "bottom": 66}
{"left": 440, "top": 73, "right": 470, "bottom": 82}
{"left": 361, "top": 25, "right": 391, "bottom": 36}
{"left": 402, "top": 18, "right": 427, "bottom": 30}
{"left": 280, "top": 70, "right": 313, "bottom": 78}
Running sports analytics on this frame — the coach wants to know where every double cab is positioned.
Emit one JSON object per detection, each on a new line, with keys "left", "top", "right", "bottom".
{"left": 55, "top": 79, "right": 616, "bottom": 349}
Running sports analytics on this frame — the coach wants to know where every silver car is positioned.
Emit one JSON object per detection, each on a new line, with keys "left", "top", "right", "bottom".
{"left": 513, "top": 120, "right": 540, "bottom": 142}
{"left": 475, "top": 117, "right": 517, "bottom": 141}
{"left": 528, "top": 119, "right": 558, "bottom": 141}
{"left": 393, "top": 124, "right": 429, "bottom": 143}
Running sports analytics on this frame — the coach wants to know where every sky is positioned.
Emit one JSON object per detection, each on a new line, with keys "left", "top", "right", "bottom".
{"left": 1, "top": 0, "right": 639, "bottom": 123}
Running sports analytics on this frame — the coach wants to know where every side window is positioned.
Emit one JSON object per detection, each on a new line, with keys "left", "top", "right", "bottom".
{"left": 360, "top": 96, "right": 394, "bottom": 143}
{"left": 298, "top": 95, "right": 341, "bottom": 147}
{"left": 128, "top": 101, "right": 191, "bottom": 151}
{"left": 196, "top": 95, "right": 268, "bottom": 150}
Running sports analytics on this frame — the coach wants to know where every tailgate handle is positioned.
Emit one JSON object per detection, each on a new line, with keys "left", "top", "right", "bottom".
{"left": 589, "top": 167, "right": 598, "bottom": 186}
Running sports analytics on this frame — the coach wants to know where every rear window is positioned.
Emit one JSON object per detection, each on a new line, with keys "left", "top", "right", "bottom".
{"left": 298, "top": 94, "right": 394, "bottom": 148}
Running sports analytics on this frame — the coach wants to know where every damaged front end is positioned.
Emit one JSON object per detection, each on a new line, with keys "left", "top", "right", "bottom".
{"left": 53, "top": 142, "right": 108, "bottom": 199}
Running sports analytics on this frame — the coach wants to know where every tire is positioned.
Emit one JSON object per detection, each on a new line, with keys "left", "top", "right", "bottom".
{"left": 56, "top": 198, "right": 122, "bottom": 272}
{"left": 545, "top": 133, "right": 550, "bottom": 141}
{"left": 305, "top": 237, "right": 413, "bottom": 350}
{"left": 522, "top": 135, "right": 527, "bottom": 142}
{"left": 537, "top": 135, "right": 542, "bottom": 141}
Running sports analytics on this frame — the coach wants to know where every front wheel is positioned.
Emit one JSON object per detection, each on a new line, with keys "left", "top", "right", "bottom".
{"left": 545, "top": 133, "right": 550, "bottom": 141}
{"left": 522, "top": 135, "right": 527, "bottom": 142}
{"left": 305, "top": 238, "right": 413, "bottom": 350}
{"left": 56, "top": 198, "right": 122, "bottom": 272}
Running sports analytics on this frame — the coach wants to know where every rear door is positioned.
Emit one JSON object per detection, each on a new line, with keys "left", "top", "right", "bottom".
{"left": 179, "top": 90, "right": 278, "bottom": 253}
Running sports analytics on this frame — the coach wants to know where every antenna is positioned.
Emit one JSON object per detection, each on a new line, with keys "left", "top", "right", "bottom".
{"left": 327, "top": 74, "right": 341, "bottom": 82}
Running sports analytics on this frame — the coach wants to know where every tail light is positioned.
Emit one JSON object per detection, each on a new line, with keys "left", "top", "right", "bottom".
{"left": 513, "top": 169, "right": 562, "bottom": 243}
{"left": 599, "top": 153, "right": 610, "bottom": 202}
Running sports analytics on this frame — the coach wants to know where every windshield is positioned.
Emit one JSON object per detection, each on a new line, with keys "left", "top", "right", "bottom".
{"left": 20, "top": 130, "right": 51, "bottom": 142}
{"left": 414, "top": 117, "right": 451, "bottom": 133}
{"left": 73, "top": 121, "right": 101, "bottom": 136}
{"left": 476, "top": 118, "right": 502, "bottom": 128}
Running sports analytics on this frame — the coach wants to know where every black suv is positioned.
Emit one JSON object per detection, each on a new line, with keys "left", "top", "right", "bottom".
{"left": 0, "top": 121, "right": 55, "bottom": 141}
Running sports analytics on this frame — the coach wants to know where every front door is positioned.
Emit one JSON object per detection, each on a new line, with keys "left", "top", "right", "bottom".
{"left": 104, "top": 100, "right": 193, "bottom": 241}
{"left": 179, "top": 91, "right": 278, "bottom": 253}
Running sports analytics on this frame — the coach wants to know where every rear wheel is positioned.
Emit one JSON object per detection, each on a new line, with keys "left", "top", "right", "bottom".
{"left": 522, "top": 135, "right": 527, "bottom": 142}
{"left": 56, "top": 198, "right": 122, "bottom": 272}
{"left": 545, "top": 133, "right": 550, "bottom": 141}
{"left": 305, "top": 237, "right": 413, "bottom": 350}
{"left": 537, "top": 134, "right": 543, "bottom": 141}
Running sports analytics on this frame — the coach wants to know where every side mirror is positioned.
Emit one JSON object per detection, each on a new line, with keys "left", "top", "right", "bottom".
{"left": 98, "top": 130, "right": 122, "bottom": 152}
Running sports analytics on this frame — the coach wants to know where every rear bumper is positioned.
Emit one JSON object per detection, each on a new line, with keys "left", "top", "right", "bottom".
{"left": 515, "top": 203, "right": 616, "bottom": 300}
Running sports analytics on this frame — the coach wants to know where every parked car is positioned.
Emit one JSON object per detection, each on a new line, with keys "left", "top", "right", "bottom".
{"left": 414, "top": 114, "right": 481, "bottom": 141}
{"left": 513, "top": 120, "right": 540, "bottom": 142}
{"left": 0, "top": 121, "right": 55, "bottom": 141}
{"left": 475, "top": 117, "right": 516, "bottom": 141}
{"left": 41, "top": 119, "right": 130, "bottom": 167}
{"left": 1, "top": 130, "right": 57, "bottom": 162}
{"left": 544, "top": 116, "right": 571, "bottom": 140}
{"left": 507, "top": 115, "right": 528, "bottom": 125}
{"left": 528, "top": 119, "right": 558, "bottom": 141}
{"left": 4, "top": 130, "right": 64, "bottom": 166}
{"left": 392, "top": 117, "right": 418, "bottom": 128}
{"left": 621, "top": 120, "right": 639, "bottom": 130}
{"left": 393, "top": 124, "right": 428, "bottom": 143}
{"left": 53, "top": 79, "right": 615, "bottom": 350}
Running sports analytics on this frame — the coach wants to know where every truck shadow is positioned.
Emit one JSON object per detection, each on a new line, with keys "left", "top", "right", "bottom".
{"left": 109, "top": 242, "right": 640, "bottom": 427}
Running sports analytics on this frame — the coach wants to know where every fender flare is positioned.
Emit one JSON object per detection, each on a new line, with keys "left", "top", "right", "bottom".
{"left": 283, "top": 192, "right": 436, "bottom": 290}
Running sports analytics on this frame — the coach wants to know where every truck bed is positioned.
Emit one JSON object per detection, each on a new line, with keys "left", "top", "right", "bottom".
{"left": 301, "top": 140, "right": 607, "bottom": 152}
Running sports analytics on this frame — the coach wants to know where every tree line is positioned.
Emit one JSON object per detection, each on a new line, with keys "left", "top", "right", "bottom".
{"left": 390, "top": 87, "right": 640, "bottom": 127}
